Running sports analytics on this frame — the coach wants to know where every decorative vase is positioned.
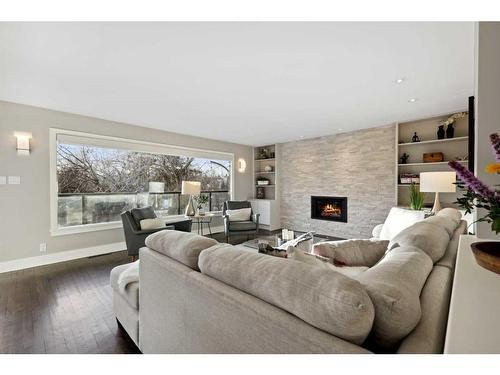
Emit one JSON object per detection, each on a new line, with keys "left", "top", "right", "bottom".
{"left": 471, "top": 242, "right": 500, "bottom": 274}
{"left": 437, "top": 125, "right": 445, "bottom": 139}
{"left": 264, "top": 165, "right": 273, "bottom": 172}
{"left": 446, "top": 123, "right": 455, "bottom": 138}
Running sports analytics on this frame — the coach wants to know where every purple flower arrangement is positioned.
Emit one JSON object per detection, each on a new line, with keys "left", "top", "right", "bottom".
{"left": 448, "top": 133, "right": 500, "bottom": 234}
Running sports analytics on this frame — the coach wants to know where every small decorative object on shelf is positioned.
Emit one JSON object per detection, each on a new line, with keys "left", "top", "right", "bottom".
{"left": 423, "top": 152, "right": 444, "bottom": 163}
{"left": 446, "top": 123, "right": 455, "bottom": 139}
{"left": 437, "top": 125, "right": 445, "bottom": 139}
{"left": 264, "top": 165, "right": 273, "bottom": 172}
{"left": 256, "top": 176, "right": 270, "bottom": 185}
{"left": 256, "top": 187, "right": 265, "bottom": 199}
{"left": 258, "top": 148, "right": 268, "bottom": 160}
{"left": 408, "top": 183, "right": 425, "bottom": 210}
{"left": 400, "top": 153, "right": 410, "bottom": 164}
{"left": 400, "top": 173, "right": 419, "bottom": 184}
{"left": 439, "top": 112, "right": 466, "bottom": 139}
{"left": 448, "top": 132, "right": 500, "bottom": 273}
{"left": 269, "top": 151, "right": 275, "bottom": 158}
{"left": 412, "top": 132, "right": 420, "bottom": 143}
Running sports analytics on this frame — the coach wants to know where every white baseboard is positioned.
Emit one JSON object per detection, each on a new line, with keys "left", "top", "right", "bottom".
{"left": 0, "top": 241, "right": 126, "bottom": 274}
{"left": 0, "top": 225, "right": 225, "bottom": 274}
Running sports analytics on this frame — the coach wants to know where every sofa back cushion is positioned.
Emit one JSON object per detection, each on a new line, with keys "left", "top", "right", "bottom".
{"left": 199, "top": 244, "right": 375, "bottom": 345}
{"left": 379, "top": 207, "right": 426, "bottom": 240}
{"left": 312, "top": 239, "right": 389, "bottom": 267}
{"left": 145, "top": 230, "right": 217, "bottom": 270}
{"left": 354, "top": 246, "right": 433, "bottom": 350}
{"left": 436, "top": 207, "right": 462, "bottom": 224}
{"left": 388, "top": 220, "right": 452, "bottom": 263}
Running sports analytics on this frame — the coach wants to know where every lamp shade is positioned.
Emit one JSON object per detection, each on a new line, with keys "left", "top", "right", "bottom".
{"left": 420, "top": 172, "right": 456, "bottom": 193}
{"left": 181, "top": 181, "right": 201, "bottom": 195}
{"left": 149, "top": 181, "right": 165, "bottom": 193}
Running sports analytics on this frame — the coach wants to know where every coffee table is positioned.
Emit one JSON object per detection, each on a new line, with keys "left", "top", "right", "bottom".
{"left": 242, "top": 231, "right": 342, "bottom": 250}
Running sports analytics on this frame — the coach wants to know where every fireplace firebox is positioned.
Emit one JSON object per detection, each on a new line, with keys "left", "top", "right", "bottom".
{"left": 311, "top": 196, "right": 347, "bottom": 222}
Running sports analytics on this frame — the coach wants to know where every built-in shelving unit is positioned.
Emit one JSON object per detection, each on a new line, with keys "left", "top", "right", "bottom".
{"left": 396, "top": 111, "right": 469, "bottom": 207}
{"left": 250, "top": 144, "right": 281, "bottom": 230}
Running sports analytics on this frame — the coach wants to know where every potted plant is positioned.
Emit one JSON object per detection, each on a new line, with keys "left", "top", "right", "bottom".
{"left": 193, "top": 194, "right": 210, "bottom": 215}
{"left": 256, "top": 176, "right": 270, "bottom": 185}
{"left": 448, "top": 132, "right": 500, "bottom": 274}
{"left": 408, "top": 183, "right": 425, "bottom": 210}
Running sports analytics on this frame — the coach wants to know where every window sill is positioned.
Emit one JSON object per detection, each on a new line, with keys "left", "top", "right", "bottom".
{"left": 51, "top": 221, "right": 123, "bottom": 237}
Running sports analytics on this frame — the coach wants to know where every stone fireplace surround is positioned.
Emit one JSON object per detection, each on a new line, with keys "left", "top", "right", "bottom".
{"left": 280, "top": 124, "right": 396, "bottom": 239}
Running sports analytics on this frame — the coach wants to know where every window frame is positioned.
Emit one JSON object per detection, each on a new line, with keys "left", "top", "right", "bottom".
{"left": 49, "top": 128, "right": 234, "bottom": 236}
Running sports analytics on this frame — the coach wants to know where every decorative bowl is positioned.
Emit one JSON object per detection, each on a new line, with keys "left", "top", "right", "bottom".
{"left": 471, "top": 242, "right": 500, "bottom": 274}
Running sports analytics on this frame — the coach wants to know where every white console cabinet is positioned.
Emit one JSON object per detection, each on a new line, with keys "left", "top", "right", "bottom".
{"left": 249, "top": 199, "right": 280, "bottom": 231}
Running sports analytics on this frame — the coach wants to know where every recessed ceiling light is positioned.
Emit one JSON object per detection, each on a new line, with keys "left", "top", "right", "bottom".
{"left": 408, "top": 98, "right": 417, "bottom": 103}
{"left": 338, "top": 128, "right": 343, "bottom": 131}
{"left": 395, "top": 78, "right": 405, "bottom": 84}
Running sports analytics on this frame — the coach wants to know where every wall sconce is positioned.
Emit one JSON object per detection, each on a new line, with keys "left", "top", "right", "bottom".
{"left": 14, "top": 132, "right": 32, "bottom": 155}
{"left": 237, "top": 158, "right": 247, "bottom": 173}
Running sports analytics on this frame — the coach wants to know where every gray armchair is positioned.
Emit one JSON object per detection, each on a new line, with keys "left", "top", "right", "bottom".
{"left": 121, "top": 207, "right": 192, "bottom": 259}
{"left": 222, "top": 201, "right": 260, "bottom": 243}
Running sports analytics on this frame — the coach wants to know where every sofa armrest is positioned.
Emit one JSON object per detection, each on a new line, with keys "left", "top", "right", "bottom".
{"left": 372, "top": 224, "right": 384, "bottom": 238}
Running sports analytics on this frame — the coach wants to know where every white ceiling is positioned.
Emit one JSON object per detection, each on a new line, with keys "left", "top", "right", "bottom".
{"left": 0, "top": 22, "right": 474, "bottom": 146}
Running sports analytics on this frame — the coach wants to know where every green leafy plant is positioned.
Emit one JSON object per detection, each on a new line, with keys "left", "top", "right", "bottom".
{"left": 193, "top": 194, "right": 209, "bottom": 210}
{"left": 408, "top": 183, "right": 425, "bottom": 210}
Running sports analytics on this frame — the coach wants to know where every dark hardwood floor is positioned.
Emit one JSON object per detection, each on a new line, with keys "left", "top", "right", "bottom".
{"left": 0, "top": 250, "right": 138, "bottom": 354}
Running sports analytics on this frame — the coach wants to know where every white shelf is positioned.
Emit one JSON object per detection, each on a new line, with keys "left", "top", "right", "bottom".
{"left": 255, "top": 184, "right": 276, "bottom": 187}
{"left": 398, "top": 136, "right": 469, "bottom": 147}
{"left": 398, "top": 160, "right": 468, "bottom": 167}
{"left": 255, "top": 158, "right": 275, "bottom": 162}
{"left": 255, "top": 171, "right": 275, "bottom": 174}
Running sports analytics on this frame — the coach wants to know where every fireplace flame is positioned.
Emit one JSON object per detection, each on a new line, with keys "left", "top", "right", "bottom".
{"left": 321, "top": 204, "right": 341, "bottom": 217}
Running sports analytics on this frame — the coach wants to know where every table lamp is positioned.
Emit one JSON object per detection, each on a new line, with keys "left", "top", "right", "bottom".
{"left": 149, "top": 181, "right": 165, "bottom": 210}
{"left": 181, "top": 181, "right": 201, "bottom": 216}
{"left": 420, "top": 171, "right": 456, "bottom": 214}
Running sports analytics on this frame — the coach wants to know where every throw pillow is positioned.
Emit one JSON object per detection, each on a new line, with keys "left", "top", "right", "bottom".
{"left": 140, "top": 218, "right": 165, "bottom": 230}
{"left": 226, "top": 208, "right": 252, "bottom": 222}
{"left": 131, "top": 206, "right": 156, "bottom": 226}
{"left": 287, "top": 246, "right": 369, "bottom": 278}
{"left": 312, "top": 239, "right": 389, "bottom": 267}
{"left": 378, "top": 207, "right": 426, "bottom": 240}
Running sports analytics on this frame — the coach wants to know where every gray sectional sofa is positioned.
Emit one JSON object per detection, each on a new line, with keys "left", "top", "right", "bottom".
{"left": 113, "top": 208, "right": 466, "bottom": 353}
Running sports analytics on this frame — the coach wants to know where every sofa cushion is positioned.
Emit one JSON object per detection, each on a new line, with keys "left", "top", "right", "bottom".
{"left": 388, "top": 222, "right": 450, "bottom": 263}
{"left": 424, "top": 215, "right": 457, "bottom": 238}
{"left": 436, "top": 207, "right": 462, "bottom": 224}
{"left": 379, "top": 207, "right": 426, "bottom": 240}
{"left": 354, "top": 245, "right": 433, "bottom": 350}
{"left": 145, "top": 230, "right": 217, "bottom": 270}
{"left": 228, "top": 220, "right": 257, "bottom": 231}
{"left": 312, "top": 239, "right": 388, "bottom": 267}
{"left": 199, "top": 244, "right": 375, "bottom": 345}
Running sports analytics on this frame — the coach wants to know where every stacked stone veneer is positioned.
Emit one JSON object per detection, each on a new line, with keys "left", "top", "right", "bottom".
{"left": 279, "top": 124, "right": 396, "bottom": 239}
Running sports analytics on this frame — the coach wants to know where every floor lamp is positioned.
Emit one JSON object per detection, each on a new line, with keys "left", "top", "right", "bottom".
{"left": 182, "top": 181, "right": 201, "bottom": 217}
{"left": 420, "top": 171, "right": 457, "bottom": 214}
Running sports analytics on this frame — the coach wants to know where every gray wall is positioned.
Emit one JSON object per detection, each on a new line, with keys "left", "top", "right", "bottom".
{"left": 280, "top": 125, "right": 396, "bottom": 239}
{"left": 475, "top": 22, "right": 500, "bottom": 240}
{"left": 0, "top": 101, "right": 254, "bottom": 263}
